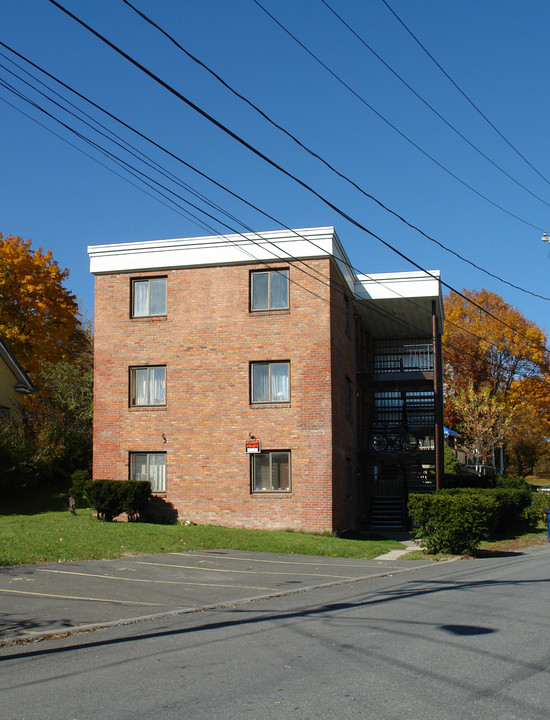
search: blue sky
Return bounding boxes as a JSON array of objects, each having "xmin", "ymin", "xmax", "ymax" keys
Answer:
[{"xmin": 2, "ymin": 0, "xmax": 550, "ymax": 333}]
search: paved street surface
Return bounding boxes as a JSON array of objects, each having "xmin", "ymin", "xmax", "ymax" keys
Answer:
[
  {"xmin": 1, "ymin": 545, "xmax": 549, "ymax": 719},
  {"xmin": 0, "ymin": 549, "xmax": 432, "ymax": 643}
]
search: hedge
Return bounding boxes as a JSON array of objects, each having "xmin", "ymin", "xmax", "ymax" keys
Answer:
[
  {"xmin": 86, "ymin": 479, "xmax": 152, "ymax": 521},
  {"xmin": 439, "ymin": 486, "xmax": 532, "ymax": 534},
  {"xmin": 408, "ymin": 493, "xmax": 497, "ymax": 555}
]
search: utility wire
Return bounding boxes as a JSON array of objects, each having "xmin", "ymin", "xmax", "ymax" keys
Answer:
[
  {"xmin": 122, "ymin": 0, "xmax": 550, "ymax": 305},
  {"xmin": 0, "ymin": 71, "xmax": 349, "ymax": 313},
  {"xmin": 2, "ymin": 41, "xmax": 457, "ymax": 350},
  {"xmin": 380, "ymin": 0, "xmax": 550, "ymax": 191},
  {"xmin": 318, "ymin": 0, "xmax": 550, "ymax": 207},
  {"xmin": 252, "ymin": 0, "xmax": 549, "ymax": 222},
  {"xmin": 3, "ymin": 50, "xmax": 548, "ymax": 381},
  {"xmin": 42, "ymin": 0, "xmax": 550, "ymax": 356}
]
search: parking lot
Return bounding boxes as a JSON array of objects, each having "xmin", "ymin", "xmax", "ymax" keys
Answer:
[{"xmin": 0, "ymin": 549, "xmax": 434, "ymax": 644}]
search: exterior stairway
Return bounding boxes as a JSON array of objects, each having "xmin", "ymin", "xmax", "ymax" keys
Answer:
[{"xmin": 369, "ymin": 496, "xmax": 404, "ymax": 529}]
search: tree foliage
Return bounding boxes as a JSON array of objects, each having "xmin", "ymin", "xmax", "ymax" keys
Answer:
[
  {"xmin": 0, "ymin": 233, "xmax": 92, "ymax": 494},
  {"xmin": 443, "ymin": 289, "xmax": 550, "ymax": 473},
  {"xmin": 0, "ymin": 339, "xmax": 93, "ymax": 491},
  {"xmin": 0, "ymin": 233, "xmax": 81, "ymax": 380}
]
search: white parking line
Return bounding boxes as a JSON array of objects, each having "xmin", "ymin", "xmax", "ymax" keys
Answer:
[
  {"xmin": 172, "ymin": 551, "xmax": 375, "ymax": 568},
  {"xmin": 35, "ymin": 568, "xmax": 274, "ymax": 591},
  {"xmin": 134, "ymin": 560, "xmax": 355, "ymax": 580},
  {"xmin": 0, "ymin": 587, "xmax": 168, "ymax": 606}
]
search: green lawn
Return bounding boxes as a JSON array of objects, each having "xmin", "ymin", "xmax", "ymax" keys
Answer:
[{"xmin": 0, "ymin": 509, "xmax": 405, "ymax": 566}]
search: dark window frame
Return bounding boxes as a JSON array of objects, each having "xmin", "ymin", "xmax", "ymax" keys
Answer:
[
  {"xmin": 250, "ymin": 268, "xmax": 289, "ymax": 311},
  {"xmin": 250, "ymin": 361, "xmax": 290, "ymax": 404},
  {"xmin": 250, "ymin": 450, "xmax": 291, "ymax": 493},
  {"xmin": 130, "ymin": 276, "xmax": 167, "ymax": 318},
  {"xmin": 129, "ymin": 365, "xmax": 167, "ymax": 407}
]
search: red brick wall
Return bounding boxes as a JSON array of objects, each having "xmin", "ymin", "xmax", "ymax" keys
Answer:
[
  {"xmin": 329, "ymin": 263, "xmax": 358, "ymax": 531},
  {"xmin": 93, "ymin": 258, "xmax": 337, "ymax": 532}
]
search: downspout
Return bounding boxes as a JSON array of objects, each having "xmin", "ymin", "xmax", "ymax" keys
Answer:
[{"xmin": 432, "ymin": 300, "xmax": 444, "ymax": 490}]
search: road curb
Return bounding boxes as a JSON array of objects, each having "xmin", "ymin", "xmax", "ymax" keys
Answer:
[{"xmin": 0, "ymin": 559, "xmax": 450, "ymax": 648}]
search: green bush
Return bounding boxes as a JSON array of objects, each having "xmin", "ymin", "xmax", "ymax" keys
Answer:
[
  {"xmin": 495, "ymin": 475, "xmax": 531, "ymax": 490},
  {"xmin": 408, "ymin": 493, "xmax": 497, "ymax": 554},
  {"xmin": 443, "ymin": 444, "xmax": 460, "ymax": 477},
  {"xmin": 521, "ymin": 491, "xmax": 550, "ymax": 526},
  {"xmin": 445, "ymin": 473, "xmax": 493, "ymax": 489},
  {"xmin": 88, "ymin": 479, "xmax": 152, "ymax": 521},
  {"xmin": 439, "ymin": 486, "xmax": 531, "ymax": 535},
  {"xmin": 69, "ymin": 469, "xmax": 92, "ymax": 507},
  {"xmin": 120, "ymin": 481, "xmax": 152, "ymax": 520},
  {"xmin": 88, "ymin": 480, "xmax": 125, "ymax": 521}
]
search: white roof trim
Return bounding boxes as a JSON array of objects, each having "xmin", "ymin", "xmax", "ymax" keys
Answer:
[
  {"xmin": 0, "ymin": 337, "xmax": 35, "ymax": 394},
  {"xmin": 88, "ymin": 227, "xmax": 442, "ymax": 310},
  {"xmin": 88, "ymin": 227, "xmax": 355, "ymax": 288}
]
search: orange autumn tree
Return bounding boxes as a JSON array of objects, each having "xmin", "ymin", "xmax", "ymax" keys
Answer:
[
  {"xmin": 443, "ymin": 289, "xmax": 550, "ymax": 474},
  {"xmin": 0, "ymin": 233, "xmax": 81, "ymax": 381}
]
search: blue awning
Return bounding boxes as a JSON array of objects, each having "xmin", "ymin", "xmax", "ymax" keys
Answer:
[{"xmin": 444, "ymin": 426, "xmax": 460, "ymax": 437}]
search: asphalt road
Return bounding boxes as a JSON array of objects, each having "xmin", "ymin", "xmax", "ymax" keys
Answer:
[{"xmin": 1, "ymin": 545, "xmax": 549, "ymax": 719}]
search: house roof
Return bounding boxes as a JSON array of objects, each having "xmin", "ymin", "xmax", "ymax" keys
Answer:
[{"xmin": 0, "ymin": 337, "xmax": 36, "ymax": 394}]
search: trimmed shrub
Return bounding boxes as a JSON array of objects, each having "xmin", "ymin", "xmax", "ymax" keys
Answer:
[
  {"xmin": 443, "ymin": 444, "xmax": 460, "ymax": 478},
  {"xmin": 445, "ymin": 473, "xmax": 492, "ymax": 489},
  {"xmin": 88, "ymin": 479, "xmax": 152, "ymax": 521},
  {"xmin": 521, "ymin": 491, "xmax": 550, "ymax": 526},
  {"xmin": 120, "ymin": 481, "xmax": 152, "ymax": 520},
  {"xmin": 495, "ymin": 475, "xmax": 531, "ymax": 490},
  {"xmin": 439, "ymin": 486, "xmax": 531, "ymax": 535},
  {"xmin": 88, "ymin": 480, "xmax": 125, "ymax": 521},
  {"xmin": 408, "ymin": 492, "xmax": 497, "ymax": 555}
]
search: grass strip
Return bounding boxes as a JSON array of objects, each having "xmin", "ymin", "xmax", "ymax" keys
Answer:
[{"xmin": 0, "ymin": 509, "xmax": 404, "ymax": 566}]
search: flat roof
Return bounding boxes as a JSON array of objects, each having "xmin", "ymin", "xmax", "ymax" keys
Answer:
[{"xmin": 88, "ymin": 227, "xmax": 443, "ymax": 336}]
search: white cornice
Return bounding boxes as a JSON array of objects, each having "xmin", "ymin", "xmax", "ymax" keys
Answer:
[{"xmin": 88, "ymin": 227, "xmax": 355, "ymax": 281}]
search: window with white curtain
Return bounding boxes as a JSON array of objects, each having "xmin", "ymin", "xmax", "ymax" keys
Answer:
[
  {"xmin": 132, "ymin": 277, "xmax": 167, "ymax": 317},
  {"xmin": 250, "ymin": 269, "xmax": 289, "ymax": 310},
  {"xmin": 251, "ymin": 362, "xmax": 290, "ymax": 403},
  {"xmin": 251, "ymin": 451, "xmax": 291, "ymax": 492},
  {"xmin": 130, "ymin": 366, "xmax": 166, "ymax": 406},
  {"xmin": 130, "ymin": 452, "xmax": 166, "ymax": 493}
]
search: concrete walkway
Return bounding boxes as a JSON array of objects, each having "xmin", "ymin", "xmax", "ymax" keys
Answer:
[{"xmin": 374, "ymin": 532, "xmax": 423, "ymax": 560}]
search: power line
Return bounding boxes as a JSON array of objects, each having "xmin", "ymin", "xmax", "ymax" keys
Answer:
[
  {"xmin": 43, "ymin": 0, "xmax": 550, "ymax": 356},
  {"xmin": 121, "ymin": 0, "xmax": 550, "ymax": 305},
  {"xmin": 251, "ymin": 0, "xmax": 548, "ymax": 224},
  {"xmin": 1, "ymin": 42, "xmax": 451, "ymax": 347},
  {"xmin": 3, "ymin": 41, "xmax": 548, "ymax": 374},
  {"xmin": 380, "ymin": 0, "xmax": 550, "ymax": 191},
  {"xmin": 318, "ymin": 0, "xmax": 550, "ymax": 207}
]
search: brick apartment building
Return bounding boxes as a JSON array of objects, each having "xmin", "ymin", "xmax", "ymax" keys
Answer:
[{"xmin": 88, "ymin": 227, "xmax": 444, "ymax": 532}]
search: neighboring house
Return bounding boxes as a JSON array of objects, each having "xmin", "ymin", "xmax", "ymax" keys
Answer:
[
  {"xmin": 88, "ymin": 226, "xmax": 444, "ymax": 531},
  {"xmin": 0, "ymin": 336, "xmax": 36, "ymax": 419}
]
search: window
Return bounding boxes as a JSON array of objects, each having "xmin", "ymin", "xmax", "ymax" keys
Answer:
[
  {"xmin": 130, "ymin": 366, "xmax": 166, "ymax": 406},
  {"xmin": 130, "ymin": 452, "xmax": 166, "ymax": 493},
  {"xmin": 251, "ymin": 362, "xmax": 290, "ymax": 403},
  {"xmin": 251, "ymin": 269, "xmax": 289, "ymax": 310},
  {"xmin": 252, "ymin": 451, "xmax": 291, "ymax": 492},
  {"xmin": 132, "ymin": 277, "xmax": 166, "ymax": 317}
]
